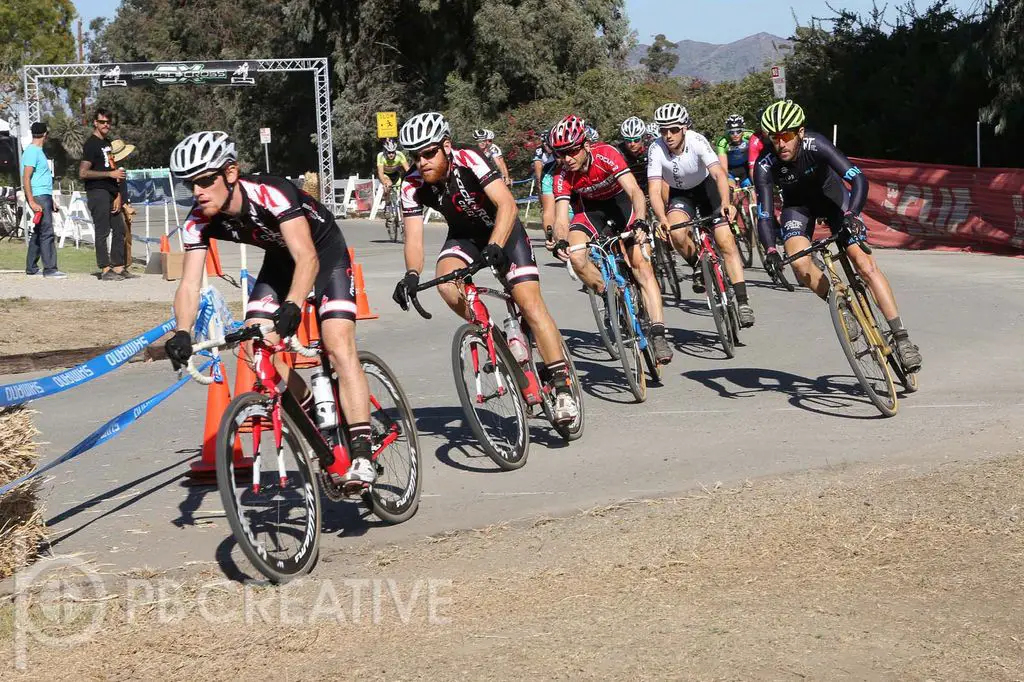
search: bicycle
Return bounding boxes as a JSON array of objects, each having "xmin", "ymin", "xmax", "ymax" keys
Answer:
[
  {"xmin": 184, "ymin": 321, "xmax": 422, "ymax": 583},
  {"xmin": 383, "ymin": 182, "xmax": 403, "ymax": 243},
  {"xmin": 729, "ymin": 184, "xmax": 755, "ymax": 268},
  {"xmin": 782, "ymin": 234, "xmax": 917, "ymax": 417},
  {"xmin": 571, "ymin": 227, "xmax": 661, "ymax": 402},
  {"xmin": 670, "ymin": 213, "xmax": 741, "ymax": 358},
  {"xmin": 0, "ymin": 190, "xmax": 23, "ymax": 242},
  {"xmin": 407, "ymin": 259, "xmax": 585, "ymax": 470},
  {"xmin": 650, "ymin": 217, "xmax": 682, "ymax": 303}
]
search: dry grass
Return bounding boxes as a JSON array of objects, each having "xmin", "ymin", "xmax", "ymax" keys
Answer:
[
  {"xmin": 0, "ymin": 406, "xmax": 45, "ymax": 579},
  {"xmin": 3, "ymin": 453, "xmax": 1023, "ymax": 680}
]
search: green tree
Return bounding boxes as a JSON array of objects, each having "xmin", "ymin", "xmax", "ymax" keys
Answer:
[
  {"xmin": 640, "ymin": 34, "xmax": 678, "ymax": 79},
  {"xmin": 978, "ymin": 0, "xmax": 1023, "ymax": 133},
  {"xmin": 0, "ymin": 0, "xmax": 77, "ymax": 116}
]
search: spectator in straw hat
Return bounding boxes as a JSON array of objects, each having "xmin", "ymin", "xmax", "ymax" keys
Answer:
[{"xmin": 110, "ymin": 139, "xmax": 137, "ymax": 267}]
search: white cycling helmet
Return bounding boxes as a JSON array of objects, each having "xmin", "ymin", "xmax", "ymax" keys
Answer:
[
  {"xmin": 654, "ymin": 103, "xmax": 691, "ymax": 127},
  {"xmin": 584, "ymin": 125, "xmax": 599, "ymax": 142},
  {"xmin": 646, "ymin": 122, "xmax": 659, "ymax": 137},
  {"xmin": 382, "ymin": 138, "xmax": 398, "ymax": 153},
  {"xmin": 620, "ymin": 116, "xmax": 646, "ymax": 140},
  {"xmin": 472, "ymin": 128, "xmax": 496, "ymax": 142},
  {"xmin": 399, "ymin": 112, "xmax": 451, "ymax": 151},
  {"xmin": 170, "ymin": 131, "xmax": 236, "ymax": 179}
]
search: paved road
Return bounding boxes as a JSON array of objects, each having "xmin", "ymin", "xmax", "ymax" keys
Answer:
[{"xmin": 10, "ymin": 220, "xmax": 1023, "ymax": 576}]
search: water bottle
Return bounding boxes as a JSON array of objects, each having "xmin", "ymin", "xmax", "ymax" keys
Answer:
[
  {"xmin": 502, "ymin": 316, "xmax": 530, "ymax": 364},
  {"xmin": 309, "ymin": 369, "xmax": 338, "ymax": 430}
]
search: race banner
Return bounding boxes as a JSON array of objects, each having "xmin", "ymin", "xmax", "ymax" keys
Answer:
[
  {"xmin": 99, "ymin": 60, "xmax": 258, "ymax": 88},
  {"xmin": 847, "ymin": 157, "xmax": 1024, "ymax": 255}
]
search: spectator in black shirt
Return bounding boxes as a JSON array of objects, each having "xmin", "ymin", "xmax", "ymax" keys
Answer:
[{"xmin": 79, "ymin": 108, "xmax": 134, "ymax": 280}]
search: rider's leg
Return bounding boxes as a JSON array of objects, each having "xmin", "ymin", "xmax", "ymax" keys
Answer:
[
  {"xmin": 665, "ymin": 206, "xmax": 702, "ymax": 292},
  {"xmin": 624, "ymin": 241, "xmax": 664, "ymax": 325},
  {"xmin": 566, "ymin": 219, "xmax": 604, "ymax": 293},
  {"xmin": 780, "ymin": 208, "xmax": 829, "ymax": 298},
  {"xmin": 435, "ymin": 243, "xmax": 474, "ymax": 319}
]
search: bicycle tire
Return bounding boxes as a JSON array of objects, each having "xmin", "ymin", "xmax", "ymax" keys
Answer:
[
  {"xmin": 828, "ymin": 287, "xmax": 898, "ymax": 416},
  {"xmin": 216, "ymin": 391, "xmax": 322, "ymax": 584},
  {"xmin": 451, "ymin": 324, "xmax": 530, "ymax": 470},
  {"xmin": 631, "ymin": 281, "xmax": 662, "ymax": 384},
  {"xmin": 608, "ymin": 283, "xmax": 647, "ymax": 402},
  {"xmin": 702, "ymin": 255, "xmax": 734, "ymax": 359},
  {"xmin": 588, "ymin": 286, "xmax": 618, "ymax": 359},
  {"xmin": 662, "ymin": 238, "xmax": 682, "ymax": 302},
  {"xmin": 860, "ymin": 286, "xmax": 919, "ymax": 394},
  {"xmin": 652, "ymin": 236, "xmax": 670, "ymax": 299},
  {"xmin": 529, "ymin": 335, "xmax": 586, "ymax": 441},
  {"xmin": 385, "ymin": 212, "xmax": 398, "ymax": 242},
  {"xmin": 733, "ymin": 220, "xmax": 754, "ymax": 269},
  {"xmin": 358, "ymin": 351, "xmax": 423, "ymax": 523}
]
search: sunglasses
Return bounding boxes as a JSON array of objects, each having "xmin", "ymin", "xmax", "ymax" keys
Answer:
[
  {"xmin": 770, "ymin": 130, "xmax": 799, "ymax": 145},
  {"xmin": 727, "ymin": 128, "xmax": 744, "ymax": 135},
  {"xmin": 411, "ymin": 145, "xmax": 443, "ymax": 162},
  {"xmin": 660, "ymin": 126, "xmax": 683, "ymax": 135},
  {"xmin": 553, "ymin": 145, "xmax": 584, "ymax": 158},
  {"xmin": 185, "ymin": 172, "xmax": 223, "ymax": 191},
  {"xmin": 622, "ymin": 136, "xmax": 643, "ymax": 143},
  {"xmin": 95, "ymin": 119, "xmax": 111, "ymax": 125}
]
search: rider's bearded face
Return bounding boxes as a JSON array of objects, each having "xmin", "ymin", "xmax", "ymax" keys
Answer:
[
  {"xmin": 191, "ymin": 164, "xmax": 238, "ymax": 218},
  {"xmin": 417, "ymin": 140, "xmax": 450, "ymax": 184}
]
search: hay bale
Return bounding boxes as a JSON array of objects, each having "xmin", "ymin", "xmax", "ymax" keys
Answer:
[
  {"xmin": 302, "ymin": 171, "xmax": 320, "ymax": 201},
  {"xmin": 0, "ymin": 405, "xmax": 46, "ymax": 578}
]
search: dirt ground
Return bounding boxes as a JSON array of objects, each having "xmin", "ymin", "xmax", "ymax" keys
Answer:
[
  {"xmin": 0, "ymin": 298, "xmax": 242, "ymax": 356},
  {"xmin": 2, "ymin": 451, "xmax": 1022, "ymax": 680}
]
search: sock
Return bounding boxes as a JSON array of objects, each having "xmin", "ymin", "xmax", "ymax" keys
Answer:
[
  {"xmin": 348, "ymin": 422, "xmax": 373, "ymax": 460},
  {"xmin": 650, "ymin": 322, "xmax": 666, "ymax": 337},
  {"xmin": 546, "ymin": 360, "xmax": 571, "ymax": 394},
  {"xmin": 887, "ymin": 316, "xmax": 905, "ymax": 334},
  {"xmin": 734, "ymin": 282, "xmax": 748, "ymax": 305}
]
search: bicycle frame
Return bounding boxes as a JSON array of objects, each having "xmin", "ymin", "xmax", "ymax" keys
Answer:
[
  {"xmin": 687, "ymin": 217, "xmax": 731, "ymax": 305},
  {"xmin": 589, "ymin": 236, "xmax": 649, "ymax": 352},
  {"xmin": 820, "ymin": 248, "xmax": 892, "ymax": 356}
]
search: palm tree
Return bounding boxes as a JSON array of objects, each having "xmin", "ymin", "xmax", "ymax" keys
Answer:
[{"xmin": 48, "ymin": 112, "xmax": 87, "ymax": 160}]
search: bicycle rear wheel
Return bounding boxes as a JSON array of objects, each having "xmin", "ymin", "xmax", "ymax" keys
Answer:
[
  {"xmin": 608, "ymin": 283, "xmax": 647, "ymax": 402},
  {"xmin": 358, "ymin": 351, "xmax": 422, "ymax": 523},
  {"xmin": 631, "ymin": 281, "xmax": 662, "ymax": 385},
  {"xmin": 733, "ymin": 220, "xmax": 753, "ymax": 268},
  {"xmin": 588, "ymin": 286, "xmax": 618, "ymax": 359},
  {"xmin": 216, "ymin": 391, "xmax": 322, "ymax": 583},
  {"xmin": 861, "ymin": 287, "xmax": 919, "ymax": 394},
  {"xmin": 385, "ymin": 211, "xmax": 398, "ymax": 242},
  {"xmin": 451, "ymin": 324, "xmax": 530, "ymax": 470},
  {"xmin": 529, "ymin": 334, "xmax": 586, "ymax": 441},
  {"xmin": 828, "ymin": 287, "xmax": 898, "ymax": 416},
  {"xmin": 702, "ymin": 255, "xmax": 734, "ymax": 359}
]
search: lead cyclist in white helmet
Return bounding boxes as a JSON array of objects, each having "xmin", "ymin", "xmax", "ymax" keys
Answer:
[{"xmin": 164, "ymin": 131, "xmax": 379, "ymax": 491}]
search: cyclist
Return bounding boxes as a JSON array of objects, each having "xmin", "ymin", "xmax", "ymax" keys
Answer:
[
  {"xmin": 548, "ymin": 114, "xmax": 673, "ymax": 366},
  {"xmin": 532, "ymin": 128, "xmax": 559, "ymax": 250},
  {"xmin": 616, "ymin": 116, "xmax": 651, "ymax": 196},
  {"xmin": 754, "ymin": 100, "xmax": 922, "ymax": 372},
  {"xmin": 394, "ymin": 113, "xmax": 579, "ymax": 423},
  {"xmin": 473, "ymin": 128, "xmax": 512, "ymax": 186},
  {"xmin": 376, "ymin": 138, "xmax": 410, "ymax": 195},
  {"xmin": 647, "ymin": 103, "xmax": 755, "ymax": 327},
  {"xmin": 715, "ymin": 114, "xmax": 757, "ymax": 248},
  {"xmin": 164, "ymin": 131, "xmax": 378, "ymax": 490}
]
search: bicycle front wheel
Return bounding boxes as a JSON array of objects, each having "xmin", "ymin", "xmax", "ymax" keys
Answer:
[
  {"xmin": 828, "ymin": 287, "xmax": 898, "ymax": 416},
  {"xmin": 702, "ymin": 255, "xmax": 734, "ymax": 359},
  {"xmin": 588, "ymin": 285, "xmax": 618, "ymax": 359},
  {"xmin": 733, "ymin": 220, "xmax": 754, "ymax": 269},
  {"xmin": 216, "ymin": 391, "xmax": 322, "ymax": 584},
  {"xmin": 359, "ymin": 351, "xmax": 422, "ymax": 523},
  {"xmin": 608, "ymin": 283, "xmax": 647, "ymax": 402},
  {"xmin": 451, "ymin": 324, "xmax": 530, "ymax": 470}
]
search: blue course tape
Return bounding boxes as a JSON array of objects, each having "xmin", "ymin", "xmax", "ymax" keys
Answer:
[
  {"xmin": 0, "ymin": 359, "xmax": 214, "ymax": 498},
  {"xmin": 0, "ymin": 319, "xmax": 176, "ymax": 408}
]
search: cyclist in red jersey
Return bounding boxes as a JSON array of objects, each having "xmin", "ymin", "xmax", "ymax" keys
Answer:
[{"xmin": 549, "ymin": 114, "xmax": 673, "ymax": 365}]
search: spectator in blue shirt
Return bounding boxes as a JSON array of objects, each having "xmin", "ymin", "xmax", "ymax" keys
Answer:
[{"xmin": 21, "ymin": 121, "xmax": 66, "ymax": 278}]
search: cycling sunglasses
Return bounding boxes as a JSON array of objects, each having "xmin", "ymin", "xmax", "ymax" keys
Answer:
[
  {"xmin": 660, "ymin": 126, "xmax": 683, "ymax": 135},
  {"xmin": 622, "ymin": 136, "xmax": 644, "ymax": 143},
  {"xmin": 553, "ymin": 144, "xmax": 584, "ymax": 158},
  {"xmin": 727, "ymin": 128, "xmax": 744, "ymax": 135},
  {"xmin": 184, "ymin": 172, "xmax": 223, "ymax": 191},
  {"xmin": 770, "ymin": 130, "xmax": 799, "ymax": 145},
  {"xmin": 410, "ymin": 145, "xmax": 443, "ymax": 162}
]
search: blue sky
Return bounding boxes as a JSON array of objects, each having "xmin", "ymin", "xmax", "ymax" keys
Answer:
[{"xmin": 74, "ymin": 0, "xmax": 985, "ymax": 44}]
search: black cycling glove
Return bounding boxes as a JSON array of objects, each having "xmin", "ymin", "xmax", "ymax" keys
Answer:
[
  {"xmin": 393, "ymin": 270, "xmax": 420, "ymax": 311},
  {"xmin": 481, "ymin": 242, "xmax": 508, "ymax": 270},
  {"xmin": 274, "ymin": 300, "xmax": 303, "ymax": 338},
  {"xmin": 164, "ymin": 330, "xmax": 193, "ymax": 371}
]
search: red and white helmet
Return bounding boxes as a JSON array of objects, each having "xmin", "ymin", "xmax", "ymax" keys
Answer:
[{"xmin": 549, "ymin": 115, "xmax": 588, "ymax": 151}]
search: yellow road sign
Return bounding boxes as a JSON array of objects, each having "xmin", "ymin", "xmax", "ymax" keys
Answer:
[{"xmin": 376, "ymin": 111, "xmax": 397, "ymax": 139}]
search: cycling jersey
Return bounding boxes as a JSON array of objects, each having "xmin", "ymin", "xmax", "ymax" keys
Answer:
[
  {"xmin": 714, "ymin": 130, "xmax": 754, "ymax": 177},
  {"xmin": 480, "ymin": 143, "xmax": 503, "ymax": 160},
  {"xmin": 181, "ymin": 174, "xmax": 356, "ymax": 322},
  {"xmin": 616, "ymin": 141, "xmax": 649, "ymax": 192},
  {"xmin": 647, "ymin": 131, "xmax": 720, "ymax": 190},
  {"xmin": 747, "ymin": 133, "xmax": 767, "ymax": 178},
  {"xmin": 533, "ymin": 146, "xmax": 557, "ymax": 176},
  {"xmin": 753, "ymin": 129, "xmax": 868, "ymax": 251},
  {"xmin": 377, "ymin": 151, "xmax": 408, "ymax": 176},
  {"xmin": 553, "ymin": 142, "xmax": 630, "ymax": 207}
]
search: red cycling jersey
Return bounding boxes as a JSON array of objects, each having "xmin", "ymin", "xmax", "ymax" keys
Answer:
[
  {"xmin": 747, "ymin": 133, "xmax": 767, "ymax": 178},
  {"xmin": 553, "ymin": 142, "xmax": 630, "ymax": 209}
]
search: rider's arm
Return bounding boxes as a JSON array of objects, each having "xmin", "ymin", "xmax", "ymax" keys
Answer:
[
  {"xmin": 496, "ymin": 155, "xmax": 511, "ymax": 184},
  {"xmin": 376, "ymin": 161, "xmax": 388, "ymax": 185},
  {"xmin": 815, "ymin": 137, "xmax": 868, "ymax": 215},
  {"xmin": 173, "ymin": 248, "xmax": 208, "ymax": 333},
  {"xmin": 753, "ymin": 156, "xmax": 777, "ymax": 251},
  {"xmin": 533, "ymin": 159, "xmax": 543, "ymax": 188},
  {"xmin": 277, "ymin": 216, "xmax": 320, "ymax": 306},
  {"xmin": 551, "ymin": 171, "xmax": 571, "ymax": 242},
  {"xmin": 648, "ymin": 177, "xmax": 669, "ymax": 226},
  {"xmin": 482, "ymin": 173, "xmax": 518, "ymax": 247},
  {"xmin": 617, "ymin": 172, "xmax": 647, "ymax": 223},
  {"xmin": 402, "ymin": 215, "xmax": 425, "ymax": 274},
  {"xmin": 707, "ymin": 162, "xmax": 732, "ymax": 215}
]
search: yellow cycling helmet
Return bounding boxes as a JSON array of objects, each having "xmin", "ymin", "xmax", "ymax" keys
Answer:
[{"xmin": 761, "ymin": 100, "xmax": 806, "ymax": 134}]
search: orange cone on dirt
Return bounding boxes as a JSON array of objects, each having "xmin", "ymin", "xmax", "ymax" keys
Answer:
[
  {"xmin": 188, "ymin": 364, "xmax": 252, "ymax": 480},
  {"xmin": 205, "ymin": 238, "xmax": 224, "ymax": 277},
  {"xmin": 353, "ymin": 263, "xmax": 378, "ymax": 320}
]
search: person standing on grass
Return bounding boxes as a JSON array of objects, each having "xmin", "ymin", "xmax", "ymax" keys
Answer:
[
  {"xmin": 79, "ymin": 108, "xmax": 136, "ymax": 281},
  {"xmin": 21, "ymin": 121, "xmax": 67, "ymax": 279}
]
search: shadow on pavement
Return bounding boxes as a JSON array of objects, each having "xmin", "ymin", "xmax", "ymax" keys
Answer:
[{"xmin": 560, "ymin": 328, "xmax": 645, "ymax": 405}]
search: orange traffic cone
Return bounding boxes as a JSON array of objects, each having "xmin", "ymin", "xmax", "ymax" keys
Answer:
[
  {"xmin": 348, "ymin": 247, "xmax": 356, "ymax": 264},
  {"xmin": 292, "ymin": 301, "xmax": 322, "ymax": 369},
  {"xmin": 233, "ymin": 349, "xmax": 258, "ymax": 434},
  {"xmin": 188, "ymin": 363, "xmax": 252, "ymax": 481},
  {"xmin": 353, "ymin": 262, "xmax": 378, "ymax": 320},
  {"xmin": 160, "ymin": 234, "xmax": 170, "ymax": 254},
  {"xmin": 206, "ymin": 238, "xmax": 224, "ymax": 277}
]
